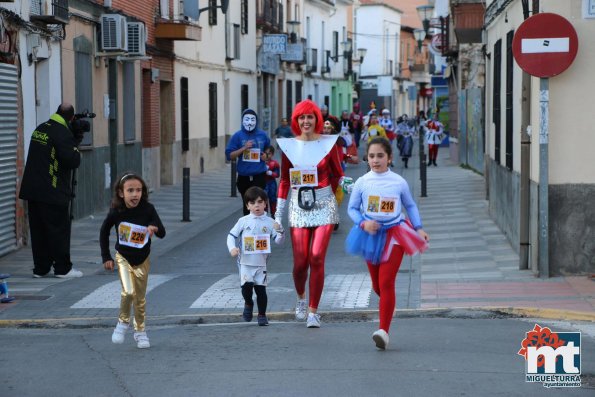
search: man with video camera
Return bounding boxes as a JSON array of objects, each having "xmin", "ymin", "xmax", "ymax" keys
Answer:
[{"xmin": 19, "ymin": 103, "xmax": 86, "ymax": 278}]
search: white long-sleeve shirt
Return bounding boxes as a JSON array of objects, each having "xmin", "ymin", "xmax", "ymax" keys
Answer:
[
  {"xmin": 347, "ymin": 170, "xmax": 423, "ymax": 229},
  {"xmin": 227, "ymin": 213, "xmax": 285, "ymax": 266}
]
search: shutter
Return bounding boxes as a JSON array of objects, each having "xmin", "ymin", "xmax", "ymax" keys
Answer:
[{"xmin": 0, "ymin": 64, "xmax": 18, "ymax": 255}]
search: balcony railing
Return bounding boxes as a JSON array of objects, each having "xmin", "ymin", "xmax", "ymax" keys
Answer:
[
  {"xmin": 256, "ymin": 0, "xmax": 282, "ymax": 32},
  {"xmin": 30, "ymin": 0, "xmax": 69, "ymax": 24}
]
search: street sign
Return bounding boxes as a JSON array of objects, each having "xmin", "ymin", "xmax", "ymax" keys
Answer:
[
  {"xmin": 263, "ymin": 34, "xmax": 287, "ymax": 54},
  {"xmin": 512, "ymin": 13, "xmax": 578, "ymax": 78},
  {"xmin": 430, "ymin": 34, "xmax": 445, "ymax": 55}
]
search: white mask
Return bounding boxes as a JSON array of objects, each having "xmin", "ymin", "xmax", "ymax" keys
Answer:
[{"xmin": 242, "ymin": 115, "xmax": 257, "ymax": 131}]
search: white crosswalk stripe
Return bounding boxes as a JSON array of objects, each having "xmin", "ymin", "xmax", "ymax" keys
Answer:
[
  {"xmin": 320, "ymin": 274, "xmax": 372, "ymax": 309},
  {"xmin": 190, "ymin": 273, "xmax": 372, "ymax": 310},
  {"xmin": 189, "ymin": 274, "xmax": 280, "ymax": 309},
  {"xmin": 71, "ymin": 274, "xmax": 177, "ymax": 308}
]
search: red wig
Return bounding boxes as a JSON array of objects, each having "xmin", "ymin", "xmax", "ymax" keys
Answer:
[{"xmin": 291, "ymin": 99, "xmax": 323, "ymax": 136}]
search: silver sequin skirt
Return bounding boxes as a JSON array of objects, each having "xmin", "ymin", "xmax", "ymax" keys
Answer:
[{"xmin": 288, "ymin": 185, "xmax": 340, "ymax": 228}]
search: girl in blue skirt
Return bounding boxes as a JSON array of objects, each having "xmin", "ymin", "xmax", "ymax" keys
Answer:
[{"xmin": 346, "ymin": 137, "xmax": 429, "ymax": 350}]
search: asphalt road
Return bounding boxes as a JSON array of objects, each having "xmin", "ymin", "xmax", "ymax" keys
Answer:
[{"xmin": 2, "ymin": 316, "xmax": 593, "ymax": 397}]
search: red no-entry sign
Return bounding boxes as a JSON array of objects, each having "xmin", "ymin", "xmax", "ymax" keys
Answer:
[{"xmin": 512, "ymin": 13, "xmax": 578, "ymax": 78}]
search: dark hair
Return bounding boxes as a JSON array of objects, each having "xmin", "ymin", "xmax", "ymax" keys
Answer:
[
  {"xmin": 111, "ymin": 172, "xmax": 149, "ymax": 210},
  {"xmin": 367, "ymin": 137, "xmax": 392, "ymax": 157},
  {"xmin": 244, "ymin": 186, "xmax": 268, "ymax": 204},
  {"xmin": 265, "ymin": 145, "xmax": 275, "ymax": 154},
  {"xmin": 57, "ymin": 103, "xmax": 75, "ymax": 121}
]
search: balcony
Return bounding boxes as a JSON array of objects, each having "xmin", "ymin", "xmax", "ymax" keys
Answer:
[
  {"xmin": 155, "ymin": 20, "xmax": 202, "ymax": 41},
  {"xmin": 30, "ymin": 0, "xmax": 69, "ymax": 25},
  {"xmin": 256, "ymin": 0, "xmax": 282, "ymax": 33},
  {"xmin": 410, "ymin": 63, "xmax": 431, "ymax": 84}
]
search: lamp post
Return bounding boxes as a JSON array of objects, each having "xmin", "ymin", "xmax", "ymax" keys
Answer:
[
  {"xmin": 415, "ymin": 2, "xmax": 434, "ymax": 198},
  {"xmin": 286, "ymin": 20, "xmax": 300, "ymax": 43}
]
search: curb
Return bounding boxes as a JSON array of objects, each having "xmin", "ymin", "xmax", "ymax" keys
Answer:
[{"xmin": 1, "ymin": 306, "xmax": 593, "ymax": 329}]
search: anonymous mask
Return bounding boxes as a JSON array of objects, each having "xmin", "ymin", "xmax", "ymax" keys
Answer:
[{"xmin": 242, "ymin": 114, "xmax": 257, "ymax": 131}]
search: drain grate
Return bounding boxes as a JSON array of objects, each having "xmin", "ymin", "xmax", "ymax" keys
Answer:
[{"xmin": 12, "ymin": 295, "xmax": 52, "ymax": 301}]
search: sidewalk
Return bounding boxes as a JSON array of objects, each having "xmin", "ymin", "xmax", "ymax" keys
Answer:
[{"xmin": 0, "ymin": 143, "xmax": 593, "ymax": 323}]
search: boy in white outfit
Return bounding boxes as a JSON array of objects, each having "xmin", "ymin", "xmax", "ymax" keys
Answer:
[{"xmin": 227, "ymin": 186, "xmax": 285, "ymax": 325}]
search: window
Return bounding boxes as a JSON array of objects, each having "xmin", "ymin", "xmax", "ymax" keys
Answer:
[
  {"xmin": 286, "ymin": 80, "xmax": 293, "ymax": 119},
  {"xmin": 241, "ymin": 84, "xmax": 249, "ymax": 112},
  {"xmin": 308, "ymin": 48, "xmax": 318, "ymax": 73},
  {"xmin": 123, "ymin": 63, "xmax": 135, "ymax": 142},
  {"xmin": 505, "ymin": 30, "xmax": 514, "ymax": 170},
  {"xmin": 74, "ymin": 36, "xmax": 93, "ymax": 146},
  {"xmin": 209, "ymin": 82, "xmax": 218, "ymax": 148},
  {"xmin": 493, "ymin": 39, "xmax": 502, "ymax": 164},
  {"xmin": 234, "ymin": 24, "xmax": 240, "ymax": 59},
  {"xmin": 209, "ymin": 0, "xmax": 217, "ymax": 26},
  {"xmin": 333, "ymin": 31, "xmax": 339, "ymax": 60},
  {"xmin": 295, "ymin": 81, "xmax": 302, "ymax": 103},
  {"xmin": 180, "ymin": 77, "xmax": 189, "ymax": 151},
  {"xmin": 241, "ymin": 0, "xmax": 248, "ymax": 34}
]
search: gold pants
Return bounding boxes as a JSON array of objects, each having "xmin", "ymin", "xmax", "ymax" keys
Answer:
[{"xmin": 116, "ymin": 252, "xmax": 150, "ymax": 332}]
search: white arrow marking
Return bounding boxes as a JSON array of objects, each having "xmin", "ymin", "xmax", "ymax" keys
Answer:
[{"xmin": 521, "ymin": 38, "xmax": 569, "ymax": 54}]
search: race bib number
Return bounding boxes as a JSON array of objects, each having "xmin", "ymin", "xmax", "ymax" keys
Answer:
[
  {"xmin": 242, "ymin": 148, "xmax": 261, "ymax": 162},
  {"xmin": 243, "ymin": 234, "xmax": 271, "ymax": 254},
  {"xmin": 118, "ymin": 222, "xmax": 149, "ymax": 248},
  {"xmin": 289, "ymin": 167, "xmax": 318, "ymax": 188},
  {"xmin": 366, "ymin": 196, "xmax": 397, "ymax": 216}
]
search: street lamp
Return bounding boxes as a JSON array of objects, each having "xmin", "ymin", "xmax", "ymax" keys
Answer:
[
  {"xmin": 413, "ymin": 28, "xmax": 425, "ymax": 51},
  {"xmin": 356, "ymin": 47, "xmax": 367, "ymax": 64},
  {"xmin": 286, "ymin": 20, "xmax": 300, "ymax": 43},
  {"xmin": 416, "ymin": 4, "xmax": 434, "ymax": 33}
]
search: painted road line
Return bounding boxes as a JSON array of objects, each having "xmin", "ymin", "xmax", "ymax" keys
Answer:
[
  {"xmin": 320, "ymin": 273, "xmax": 372, "ymax": 309},
  {"xmin": 189, "ymin": 274, "xmax": 280, "ymax": 309},
  {"xmin": 71, "ymin": 274, "xmax": 177, "ymax": 308}
]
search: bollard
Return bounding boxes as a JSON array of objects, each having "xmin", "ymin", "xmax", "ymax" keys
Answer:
[
  {"xmin": 182, "ymin": 167, "xmax": 191, "ymax": 222},
  {"xmin": 419, "ymin": 127, "xmax": 427, "ymax": 197},
  {"xmin": 230, "ymin": 159, "xmax": 237, "ymax": 197}
]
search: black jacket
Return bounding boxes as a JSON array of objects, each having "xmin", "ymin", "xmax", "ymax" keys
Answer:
[{"xmin": 19, "ymin": 114, "xmax": 81, "ymax": 206}]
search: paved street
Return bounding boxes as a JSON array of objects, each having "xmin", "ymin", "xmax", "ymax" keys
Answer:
[{"xmin": 0, "ymin": 142, "xmax": 594, "ymax": 396}]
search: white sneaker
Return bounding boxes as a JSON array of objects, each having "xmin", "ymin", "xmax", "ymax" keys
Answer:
[
  {"xmin": 295, "ymin": 299, "xmax": 307, "ymax": 321},
  {"xmin": 134, "ymin": 331, "xmax": 150, "ymax": 349},
  {"xmin": 55, "ymin": 268, "xmax": 83, "ymax": 278},
  {"xmin": 372, "ymin": 329, "xmax": 389, "ymax": 350},
  {"xmin": 306, "ymin": 313, "xmax": 321, "ymax": 328},
  {"xmin": 111, "ymin": 321, "xmax": 128, "ymax": 344}
]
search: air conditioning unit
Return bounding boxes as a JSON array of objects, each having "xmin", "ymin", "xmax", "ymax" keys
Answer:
[
  {"xmin": 126, "ymin": 22, "xmax": 146, "ymax": 56},
  {"xmin": 101, "ymin": 14, "xmax": 127, "ymax": 51},
  {"xmin": 30, "ymin": 0, "xmax": 70, "ymax": 24}
]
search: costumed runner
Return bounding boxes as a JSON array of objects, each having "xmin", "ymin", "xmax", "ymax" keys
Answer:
[{"xmin": 275, "ymin": 99, "xmax": 353, "ymax": 328}]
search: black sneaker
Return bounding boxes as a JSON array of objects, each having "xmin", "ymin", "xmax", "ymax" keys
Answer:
[
  {"xmin": 242, "ymin": 305, "xmax": 253, "ymax": 322},
  {"xmin": 257, "ymin": 315, "xmax": 269, "ymax": 326}
]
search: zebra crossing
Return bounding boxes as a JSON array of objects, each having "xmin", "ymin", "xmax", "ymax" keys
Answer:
[{"xmin": 70, "ymin": 273, "xmax": 374, "ymax": 310}]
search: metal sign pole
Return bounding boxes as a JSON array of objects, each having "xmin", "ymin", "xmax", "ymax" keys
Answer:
[{"xmin": 538, "ymin": 78, "xmax": 549, "ymax": 278}]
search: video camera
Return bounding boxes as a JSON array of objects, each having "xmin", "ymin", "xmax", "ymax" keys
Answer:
[{"xmin": 71, "ymin": 110, "xmax": 96, "ymax": 141}]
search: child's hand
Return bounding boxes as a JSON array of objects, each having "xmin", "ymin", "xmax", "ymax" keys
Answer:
[
  {"xmin": 147, "ymin": 225, "xmax": 158, "ymax": 237},
  {"xmin": 363, "ymin": 220, "xmax": 380, "ymax": 235},
  {"xmin": 230, "ymin": 248, "xmax": 240, "ymax": 257},
  {"xmin": 417, "ymin": 229, "xmax": 430, "ymax": 242},
  {"xmin": 104, "ymin": 260, "xmax": 115, "ymax": 272},
  {"xmin": 273, "ymin": 222, "xmax": 281, "ymax": 231}
]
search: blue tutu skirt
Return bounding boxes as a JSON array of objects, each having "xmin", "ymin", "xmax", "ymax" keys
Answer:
[{"xmin": 346, "ymin": 220, "xmax": 428, "ymax": 265}]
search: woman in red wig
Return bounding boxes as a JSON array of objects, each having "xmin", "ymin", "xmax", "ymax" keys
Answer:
[{"xmin": 275, "ymin": 100, "xmax": 353, "ymax": 328}]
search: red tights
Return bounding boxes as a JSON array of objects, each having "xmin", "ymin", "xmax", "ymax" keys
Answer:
[
  {"xmin": 366, "ymin": 246, "xmax": 404, "ymax": 333},
  {"xmin": 428, "ymin": 144, "xmax": 439, "ymax": 161},
  {"xmin": 290, "ymin": 224, "xmax": 334, "ymax": 309}
]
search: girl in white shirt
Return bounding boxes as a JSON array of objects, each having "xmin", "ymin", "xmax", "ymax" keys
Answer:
[{"xmin": 346, "ymin": 137, "xmax": 429, "ymax": 350}]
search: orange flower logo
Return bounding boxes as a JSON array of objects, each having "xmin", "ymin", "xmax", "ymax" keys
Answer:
[{"xmin": 518, "ymin": 324, "xmax": 566, "ymax": 368}]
